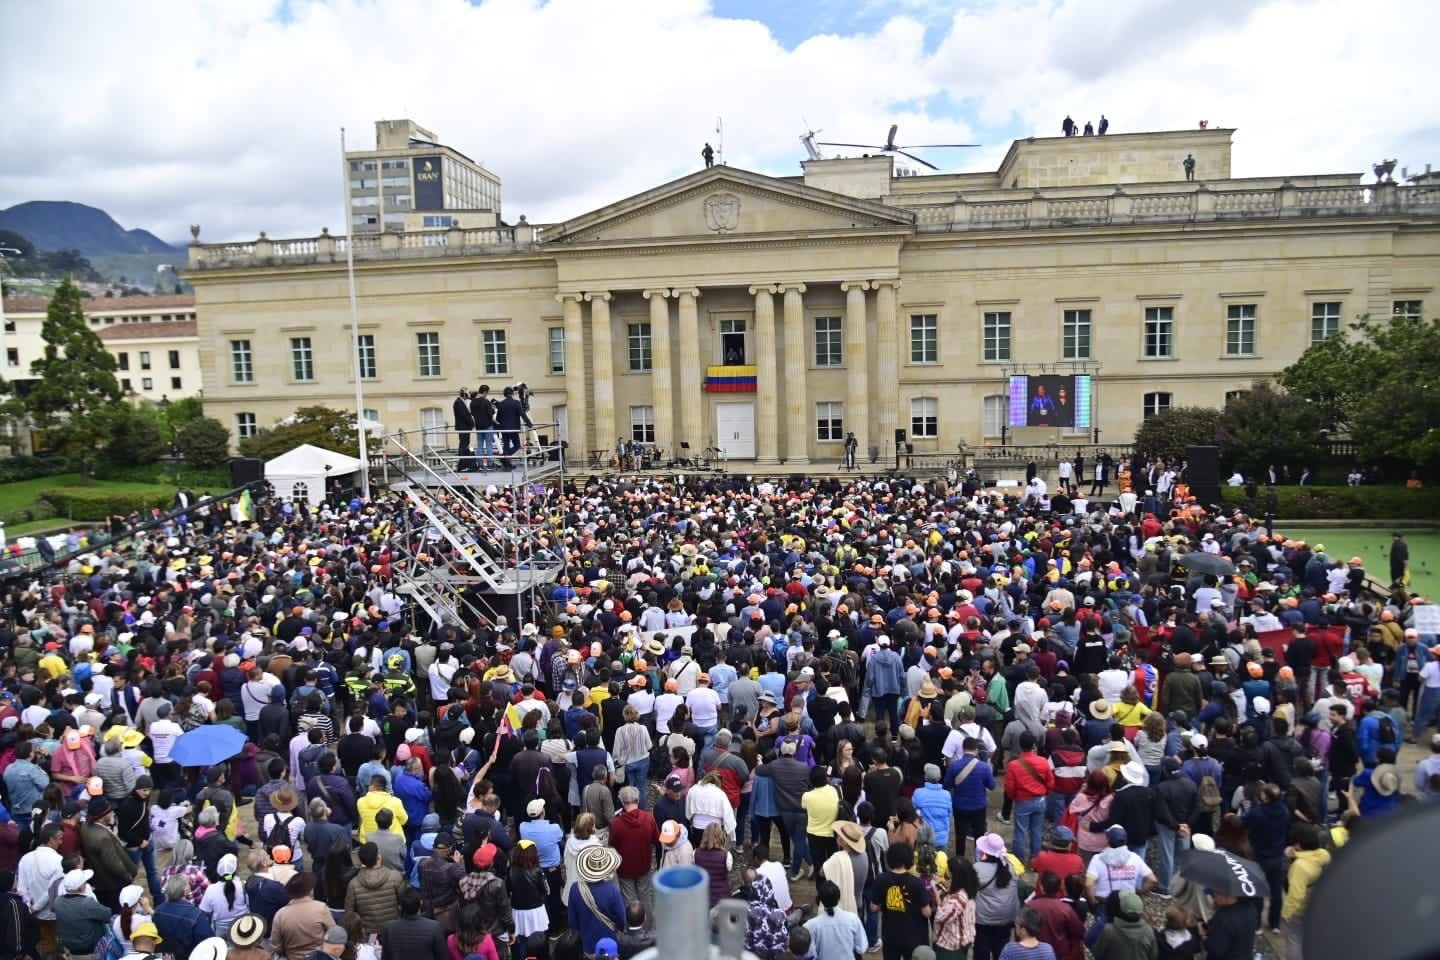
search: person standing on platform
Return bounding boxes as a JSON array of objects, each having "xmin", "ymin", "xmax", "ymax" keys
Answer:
[
  {"xmin": 471, "ymin": 386, "xmax": 496, "ymax": 470},
  {"xmin": 453, "ymin": 388, "xmax": 474, "ymax": 469},
  {"xmin": 496, "ymin": 386, "xmax": 532, "ymax": 471}
]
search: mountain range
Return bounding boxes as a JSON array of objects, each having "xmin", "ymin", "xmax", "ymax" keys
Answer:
[{"xmin": 0, "ymin": 201, "xmax": 179, "ymax": 256}]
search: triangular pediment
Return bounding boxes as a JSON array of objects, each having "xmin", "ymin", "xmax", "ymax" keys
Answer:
[{"xmin": 544, "ymin": 166, "xmax": 914, "ymax": 246}]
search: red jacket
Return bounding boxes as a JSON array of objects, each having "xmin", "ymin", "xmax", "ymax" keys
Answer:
[
  {"xmin": 1027, "ymin": 894, "xmax": 1086, "ymax": 960},
  {"xmin": 1004, "ymin": 752, "xmax": 1056, "ymax": 800},
  {"xmin": 1049, "ymin": 746, "xmax": 1088, "ymax": 796},
  {"xmin": 608, "ymin": 807, "xmax": 659, "ymax": 880}
]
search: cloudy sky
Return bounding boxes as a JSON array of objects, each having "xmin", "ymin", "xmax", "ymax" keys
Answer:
[{"xmin": 2, "ymin": 0, "xmax": 1437, "ymax": 245}]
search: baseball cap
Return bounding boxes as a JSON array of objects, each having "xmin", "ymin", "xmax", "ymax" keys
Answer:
[
  {"xmin": 665, "ymin": 774, "xmax": 685, "ymax": 791},
  {"xmin": 1106, "ymin": 824, "xmax": 1128, "ymax": 846},
  {"xmin": 659, "ymin": 820, "xmax": 682, "ymax": 845}
]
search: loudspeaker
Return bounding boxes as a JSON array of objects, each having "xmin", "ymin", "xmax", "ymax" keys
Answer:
[
  {"xmin": 895, "ymin": 428, "xmax": 906, "ymax": 444},
  {"xmin": 229, "ymin": 457, "xmax": 264, "ymax": 489},
  {"xmin": 1185, "ymin": 444, "xmax": 1221, "ymax": 505}
]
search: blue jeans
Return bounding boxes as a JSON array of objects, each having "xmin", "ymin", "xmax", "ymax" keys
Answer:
[
  {"xmin": 1011, "ymin": 796, "xmax": 1046, "ymax": 863},
  {"xmin": 477, "ymin": 428, "xmax": 497, "ymax": 465},
  {"xmin": 736, "ymin": 793, "xmax": 750, "ymax": 847},
  {"xmin": 1154, "ymin": 823, "xmax": 1188, "ymax": 894},
  {"xmin": 779, "ymin": 811, "xmax": 810, "ymax": 871},
  {"xmin": 127, "ymin": 845, "xmax": 161, "ymax": 899},
  {"xmin": 1414, "ymin": 687, "xmax": 1440, "ymax": 740},
  {"xmin": 1045, "ymin": 791, "xmax": 1073, "ymax": 825},
  {"xmin": 625, "ymin": 758, "xmax": 651, "ymax": 808}
]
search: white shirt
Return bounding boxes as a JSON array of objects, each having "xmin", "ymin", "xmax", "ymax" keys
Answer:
[
  {"xmin": 428, "ymin": 658, "xmax": 458, "ymax": 700},
  {"xmin": 654, "ymin": 693, "xmax": 684, "ymax": 734},
  {"xmin": 1087, "ymin": 847, "xmax": 1153, "ymax": 897},
  {"xmin": 685, "ymin": 782, "xmax": 736, "ymax": 841},
  {"xmin": 148, "ymin": 718, "xmax": 185, "ymax": 764},
  {"xmin": 17, "ymin": 846, "xmax": 64, "ymax": 919},
  {"xmin": 941, "ymin": 722, "xmax": 996, "ymax": 762},
  {"xmin": 1422, "ymin": 661, "xmax": 1440, "ymax": 690},
  {"xmin": 1098, "ymin": 668, "xmax": 1130, "ymax": 703},
  {"xmin": 756, "ymin": 859, "xmax": 792, "ymax": 912},
  {"xmin": 686, "ymin": 687, "xmax": 721, "ymax": 728}
]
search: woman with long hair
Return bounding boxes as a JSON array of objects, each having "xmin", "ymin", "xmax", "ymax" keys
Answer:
[
  {"xmin": 507, "ymin": 839, "xmax": 549, "ymax": 945},
  {"xmin": 560, "ymin": 812, "xmax": 601, "ymax": 908},
  {"xmin": 1067, "ymin": 771, "xmax": 1114, "ymax": 859},
  {"xmin": 888, "ymin": 796, "xmax": 921, "ymax": 851},
  {"xmin": 428, "ymin": 754, "xmax": 464, "ymax": 828},
  {"xmin": 321, "ymin": 845, "xmax": 353, "ymax": 911},
  {"xmin": 695, "ymin": 822, "xmax": 733, "ymax": 907},
  {"xmin": 1135, "ymin": 711, "xmax": 1169, "ymax": 784},
  {"xmin": 198, "ymin": 853, "xmax": 248, "ymax": 938},
  {"xmin": 971, "ymin": 834, "xmax": 1018, "ymax": 960},
  {"xmin": 932, "ymin": 858, "xmax": 978, "ymax": 960},
  {"xmin": 340, "ymin": 912, "xmax": 378, "ymax": 960}
]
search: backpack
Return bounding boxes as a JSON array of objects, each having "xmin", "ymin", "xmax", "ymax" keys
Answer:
[
  {"xmin": 264, "ymin": 812, "xmax": 297, "ymax": 852},
  {"xmin": 770, "ymin": 636, "xmax": 790, "ymax": 672},
  {"xmin": 1299, "ymin": 728, "xmax": 1321, "ymax": 761},
  {"xmin": 1197, "ymin": 774, "xmax": 1223, "ymax": 813},
  {"xmin": 861, "ymin": 826, "xmax": 883, "ymax": 901},
  {"xmin": 1377, "ymin": 714, "xmax": 1398, "ymax": 746}
]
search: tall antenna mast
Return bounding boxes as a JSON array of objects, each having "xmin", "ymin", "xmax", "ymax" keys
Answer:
[{"xmin": 715, "ymin": 116, "xmax": 724, "ymax": 166}]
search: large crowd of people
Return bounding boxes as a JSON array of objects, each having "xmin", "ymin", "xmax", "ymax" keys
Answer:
[{"xmin": 0, "ymin": 470, "xmax": 1433, "ymax": 960}]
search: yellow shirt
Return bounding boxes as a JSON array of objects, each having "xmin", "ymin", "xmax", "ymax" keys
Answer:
[
  {"xmin": 356, "ymin": 790, "xmax": 408, "ymax": 839},
  {"xmin": 1111, "ymin": 701, "xmax": 1151, "ymax": 728},
  {"xmin": 38, "ymin": 654, "xmax": 69, "ymax": 681},
  {"xmin": 802, "ymin": 785, "xmax": 840, "ymax": 838}
]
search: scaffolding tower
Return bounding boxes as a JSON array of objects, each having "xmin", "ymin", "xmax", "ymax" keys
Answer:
[{"xmin": 375, "ymin": 425, "xmax": 567, "ymax": 635}]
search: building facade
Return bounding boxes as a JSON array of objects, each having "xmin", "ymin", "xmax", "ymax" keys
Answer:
[
  {"xmin": 186, "ymin": 129, "xmax": 1440, "ymax": 463},
  {"xmin": 2, "ymin": 293, "xmax": 202, "ymax": 402},
  {"xmin": 348, "ymin": 119, "xmax": 502, "ymax": 235}
]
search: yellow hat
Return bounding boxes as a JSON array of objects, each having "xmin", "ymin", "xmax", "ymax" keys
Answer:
[{"xmin": 131, "ymin": 922, "xmax": 163, "ymax": 944}]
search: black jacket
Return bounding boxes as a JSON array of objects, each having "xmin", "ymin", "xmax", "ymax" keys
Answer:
[
  {"xmin": 1151, "ymin": 776, "xmax": 1197, "ymax": 830},
  {"xmin": 471, "ymin": 395, "xmax": 495, "ymax": 429},
  {"xmin": 454, "ymin": 396, "xmax": 475, "ymax": 430},
  {"xmin": 380, "ymin": 915, "xmax": 450, "ymax": 960},
  {"xmin": 1096, "ymin": 783, "xmax": 1154, "ymax": 843},
  {"xmin": 495, "ymin": 396, "xmax": 530, "ymax": 431},
  {"xmin": 1260, "ymin": 736, "xmax": 1303, "ymax": 787},
  {"xmin": 115, "ymin": 794, "xmax": 151, "ymax": 847}
]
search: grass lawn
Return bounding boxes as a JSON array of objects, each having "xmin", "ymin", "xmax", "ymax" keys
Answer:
[
  {"xmin": 1275, "ymin": 526, "xmax": 1440, "ymax": 599},
  {"xmin": 1, "ymin": 472, "xmax": 182, "ymax": 532},
  {"xmin": 0, "ymin": 473, "xmax": 83, "ymax": 515}
]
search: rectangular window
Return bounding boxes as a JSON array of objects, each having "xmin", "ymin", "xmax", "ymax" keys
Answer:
[
  {"xmin": 629, "ymin": 405, "xmax": 655, "ymax": 443},
  {"xmin": 1143, "ymin": 392, "xmax": 1172, "ymax": 419},
  {"xmin": 816, "ymin": 401, "xmax": 844, "ymax": 441},
  {"xmin": 168, "ymin": 350, "xmax": 181, "ymax": 370},
  {"xmin": 420, "ymin": 407, "xmax": 446, "ymax": 448},
  {"xmin": 910, "ymin": 314, "xmax": 939, "ymax": 363},
  {"xmin": 121, "ymin": 378, "xmax": 132, "ymax": 392},
  {"xmin": 363, "ymin": 408, "xmax": 380, "ymax": 425},
  {"xmin": 357, "ymin": 334, "xmax": 378, "ymax": 379},
  {"xmin": 983, "ymin": 395, "xmax": 1007, "ymax": 437},
  {"xmin": 236, "ymin": 413, "xmax": 257, "ymax": 439},
  {"xmin": 416, "ymin": 331, "xmax": 441, "ymax": 378},
  {"xmin": 627, "ymin": 322, "xmax": 653, "ymax": 372},
  {"xmin": 117, "ymin": 352, "xmax": 130, "ymax": 371},
  {"xmin": 2, "ymin": 320, "xmax": 13, "ymax": 333},
  {"xmin": 230, "ymin": 340, "xmax": 253, "ymax": 383},
  {"xmin": 170, "ymin": 376, "xmax": 182, "ymax": 390},
  {"xmin": 1225, "ymin": 389, "xmax": 1248, "ymax": 405},
  {"xmin": 5, "ymin": 348, "xmax": 17, "ymax": 368},
  {"xmin": 910, "ymin": 397, "xmax": 938, "ymax": 438},
  {"xmin": 719, "ymin": 317, "xmax": 747, "ymax": 364},
  {"xmin": 139, "ymin": 351, "xmax": 152, "ymax": 370},
  {"xmin": 481, "ymin": 330, "xmax": 507, "ymax": 376},
  {"xmin": 1226, "ymin": 303, "xmax": 1257, "ymax": 356},
  {"xmin": 1311, "ymin": 301, "xmax": 1342, "ymax": 344},
  {"xmin": 814, "ymin": 316, "xmax": 842, "ymax": 367},
  {"xmin": 1062, "ymin": 309, "xmax": 1092, "ymax": 360},
  {"xmin": 1143, "ymin": 306, "xmax": 1174, "ymax": 358},
  {"xmin": 290, "ymin": 337, "xmax": 314, "ymax": 381},
  {"xmin": 548, "ymin": 326, "xmax": 566, "ymax": 374},
  {"xmin": 982, "ymin": 312, "xmax": 1011, "ymax": 362},
  {"xmin": 141, "ymin": 377, "xmax": 154, "ymax": 391},
  {"xmin": 1393, "ymin": 299, "xmax": 1423, "ymax": 321}
]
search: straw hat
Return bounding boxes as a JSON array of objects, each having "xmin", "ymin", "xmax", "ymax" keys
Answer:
[
  {"xmin": 229, "ymin": 915, "xmax": 266, "ymax": 948},
  {"xmin": 1089, "ymin": 700, "xmax": 1113, "ymax": 721},
  {"xmin": 833, "ymin": 820, "xmax": 865, "ymax": 853},
  {"xmin": 574, "ymin": 845, "xmax": 622, "ymax": 883}
]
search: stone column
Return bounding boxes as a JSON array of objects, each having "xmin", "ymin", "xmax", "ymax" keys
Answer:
[
  {"xmin": 676, "ymin": 288, "xmax": 703, "ymax": 453},
  {"xmin": 842, "ymin": 281, "xmax": 870, "ymax": 458},
  {"xmin": 643, "ymin": 289, "xmax": 674, "ymax": 455},
  {"xmin": 874, "ymin": 279, "xmax": 900, "ymax": 451},
  {"xmin": 750, "ymin": 284, "xmax": 780, "ymax": 464},
  {"xmin": 586, "ymin": 292, "xmax": 616, "ymax": 450},
  {"xmin": 558, "ymin": 293, "xmax": 586, "ymax": 460},
  {"xmin": 780, "ymin": 284, "xmax": 808, "ymax": 464}
]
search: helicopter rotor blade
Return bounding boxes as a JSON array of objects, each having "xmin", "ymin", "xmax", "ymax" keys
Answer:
[
  {"xmin": 897, "ymin": 143, "xmax": 982, "ymax": 149},
  {"xmin": 884, "ymin": 124, "xmax": 899, "ymax": 151},
  {"xmin": 892, "ymin": 149, "xmax": 938, "ymax": 170},
  {"xmin": 814, "ymin": 142, "xmax": 885, "ymax": 149}
]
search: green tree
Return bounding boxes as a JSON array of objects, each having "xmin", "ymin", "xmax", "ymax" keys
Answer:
[
  {"xmin": 97, "ymin": 403, "xmax": 167, "ymax": 466},
  {"xmin": 1216, "ymin": 382, "xmax": 1326, "ymax": 475},
  {"xmin": 23, "ymin": 278, "xmax": 122, "ymax": 481},
  {"xmin": 1132, "ymin": 406, "xmax": 1223, "ymax": 463},
  {"xmin": 1281, "ymin": 313, "xmax": 1440, "ymax": 470},
  {"xmin": 237, "ymin": 405, "xmax": 360, "ymax": 460},
  {"xmin": 175, "ymin": 416, "xmax": 232, "ymax": 466},
  {"xmin": 162, "ymin": 396, "xmax": 205, "ymax": 433}
]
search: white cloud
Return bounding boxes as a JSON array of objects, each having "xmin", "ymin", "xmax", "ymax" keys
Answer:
[{"xmin": 0, "ymin": 0, "xmax": 1435, "ymax": 244}]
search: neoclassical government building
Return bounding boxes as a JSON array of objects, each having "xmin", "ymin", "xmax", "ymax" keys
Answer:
[{"xmin": 187, "ymin": 128, "xmax": 1439, "ymax": 465}]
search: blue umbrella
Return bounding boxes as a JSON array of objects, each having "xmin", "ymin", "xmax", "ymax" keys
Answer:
[{"xmin": 169, "ymin": 724, "xmax": 249, "ymax": 767}]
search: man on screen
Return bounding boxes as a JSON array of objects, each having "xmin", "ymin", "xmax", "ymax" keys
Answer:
[
  {"xmin": 1055, "ymin": 386, "xmax": 1073, "ymax": 427},
  {"xmin": 1029, "ymin": 383, "xmax": 1056, "ymax": 422}
]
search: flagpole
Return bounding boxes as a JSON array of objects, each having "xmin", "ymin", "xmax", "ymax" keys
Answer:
[{"xmin": 341, "ymin": 127, "xmax": 371, "ymax": 500}]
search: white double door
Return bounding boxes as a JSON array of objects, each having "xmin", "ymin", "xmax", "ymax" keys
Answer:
[{"xmin": 714, "ymin": 401, "xmax": 755, "ymax": 459}]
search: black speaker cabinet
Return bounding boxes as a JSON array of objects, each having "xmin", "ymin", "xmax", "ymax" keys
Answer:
[
  {"xmin": 229, "ymin": 457, "xmax": 264, "ymax": 488},
  {"xmin": 1185, "ymin": 445, "xmax": 1221, "ymax": 505}
]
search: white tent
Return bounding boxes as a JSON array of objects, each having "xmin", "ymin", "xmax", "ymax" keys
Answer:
[{"xmin": 264, "ymin": 443, "xmax": 362, "ymax": 506}]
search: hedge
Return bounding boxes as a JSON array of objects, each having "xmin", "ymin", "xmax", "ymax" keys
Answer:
[
  {"xmin": 40, "ymin": 486, "xmax": 174, "ymax": 522},
  {"xmin": 0, "ymin": 456, "xmax": 66, "ymax": 484},
  {"xmin": 1219, "ymin": 485, "xmax": 1440, "ymax": 520}
]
